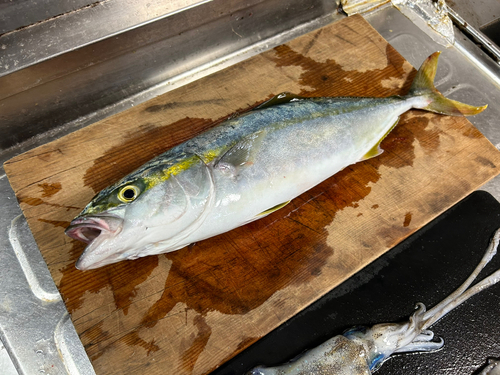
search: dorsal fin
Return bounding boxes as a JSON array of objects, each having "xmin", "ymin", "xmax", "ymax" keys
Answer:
[{"xmin": 255, "ymin": 92, "xmax": 308, "ymax": 110}]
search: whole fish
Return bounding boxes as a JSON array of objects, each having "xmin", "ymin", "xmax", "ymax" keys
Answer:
[
  {"xmin": 248, "ymin": 228, "xmax": 500, "ymax": 375},
  {"xmin": 66, "ymin": 52, "xmax": 486, "ymax": 270}
]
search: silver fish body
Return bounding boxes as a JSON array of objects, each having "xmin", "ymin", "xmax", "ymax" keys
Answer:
[{"xmin": 66, "ymin": 52, "xmax": 486, "ymax": 270}]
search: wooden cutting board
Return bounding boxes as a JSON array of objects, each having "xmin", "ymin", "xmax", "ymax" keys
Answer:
[{"xmin": 5, "ymin": 14, "xmax": 500, "ymax": 375}]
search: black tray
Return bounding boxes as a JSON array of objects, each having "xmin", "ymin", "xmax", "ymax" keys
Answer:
[{"xmin": 213, "ymin": 190, "xmax": 500, "ymax": 375}]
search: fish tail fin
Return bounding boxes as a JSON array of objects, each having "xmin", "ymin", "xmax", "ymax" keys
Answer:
[{"xmin": 408, "ymin": 51, "xmax": 487, "ymax": 116}]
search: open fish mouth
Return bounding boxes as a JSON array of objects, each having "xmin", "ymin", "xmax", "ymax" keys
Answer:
[{"xmin": 65, "ymin": 216, "xmax": 121, "ymax": 245}]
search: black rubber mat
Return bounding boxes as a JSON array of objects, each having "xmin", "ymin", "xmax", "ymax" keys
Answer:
[{"xmin": 212, "ymin": 190, "xmax": 500, "ymax": 375}]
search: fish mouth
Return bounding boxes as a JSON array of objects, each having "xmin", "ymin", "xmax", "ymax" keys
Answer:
[
  {"xmin": 65, "ymin": 216, "xmax": 119, "ymax": 244},
  {"xmin": 65, "ymin": 217, "xmax": 106, "ymax": 244},
  {"xmin": 65, "ymin": 215, "xmax": 124, "ymax": 270}
]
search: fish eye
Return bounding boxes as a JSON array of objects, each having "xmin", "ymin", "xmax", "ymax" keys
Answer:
[{"xmin": 117, "ymin": 185, "xmax": 141, "ymax": 203}]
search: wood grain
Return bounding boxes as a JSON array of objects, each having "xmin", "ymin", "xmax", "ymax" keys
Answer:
[{"xmin": 5, "ymin": 15, "xmax": 500, "ymax": 375}]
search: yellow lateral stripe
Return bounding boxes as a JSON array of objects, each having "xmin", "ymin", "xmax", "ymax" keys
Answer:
[{"xmin": 143, "ymin": 148, "xmax": 225, "ymax": 190}]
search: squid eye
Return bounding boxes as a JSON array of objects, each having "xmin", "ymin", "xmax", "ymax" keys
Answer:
[{"xmin": 117, "ymin": 185, "xmax": 141, "ymax": 203}]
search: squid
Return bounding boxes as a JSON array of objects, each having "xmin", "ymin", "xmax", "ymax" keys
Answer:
[
  {"xmin": 480, "ymin": 359, "xmax": 500, "ymax": 375},
  {"xmin": 248, "ymin": 228, "xmax": 500, "ymax": 375}
]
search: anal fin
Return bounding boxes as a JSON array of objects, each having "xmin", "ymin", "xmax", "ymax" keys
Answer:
[
  {"xmin": 257, "ymin": 201, "xmax": 291, "ymax": 217},
  {"xmin": 360, "ymin": 117, "xmax": 400, "ymax": 161},
  {"xmin": 361, "ymin": 143, "xmax": 384, "ymax": 161}
]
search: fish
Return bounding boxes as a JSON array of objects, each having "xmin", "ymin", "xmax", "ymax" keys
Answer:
[
  {"xmin": 247, "ymin": 228, "xmax": 500, "ymax": 375},
  {"xmin": 65, "ymin": 52, "xmax": 486, "ymax": 270}
]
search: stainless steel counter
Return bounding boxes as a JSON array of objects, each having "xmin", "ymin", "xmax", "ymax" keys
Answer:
[{"xmin": 1, "ymin": 0, "xmax": 499, "ymax": 373}]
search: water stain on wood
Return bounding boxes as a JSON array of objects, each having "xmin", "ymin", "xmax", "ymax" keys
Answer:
[
  {"xmin": 475, "ymin": 156, "xmax": 497, "ymax": 169},
  {"xmin": 18, "ymin": 195, "xmax": 80, "ymax": 210},
  {"xmin": 269, "ymin": 43, "xmax": 414, "ymax": 98},
  {"xmin": 38, "ymin": 182, "xmax": 62, "ymax": 197},
  {"xmin": 180, "ymin": 315, "xmax": 212, "ymax": 373},
  {"xmin": 403, "ymin": 212, "xmax": 412, "ymax": 227},
  {"xmin": 83, "ymin": 321, "xmax": 111, "ymax": 357},
  {"xmin": 60, "ymin": 240, "xmax": 159, "ymax": 315},
  {"xmin": 376, "ymin": 225, "xmax": 412, "ymax": 249},
  {"xmin": 118, "ymin": 331, "xmax": 160, "ymax": 357},
  {"xmin": 38, "ymin": 219, "xmax": 71, "ymax": 228},
  {"xmin": 377, "ymin": 113, "xmax": 436, "ymax": 169},
  {"xmin": 19, "ymin": 197, "xmax": 45, "ymax": 206},
  {"xmin": 462, "ymin": 126, "xmax": 483, "ymax": 139}
]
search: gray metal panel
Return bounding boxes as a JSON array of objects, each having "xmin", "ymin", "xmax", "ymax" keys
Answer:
[
  {"xmin": 0, "ymin": 0, "xmax": 211, "ymax": 76},
  {"xmin": 0, "ymin": 0, "xmax": 98, "ymax": 35},
  {"xmin": 446, "ymin": 0, "xmax": 500, "ymax": 30},
  {"xmin": 0, "ymin": 340, "xmax": 18, "ymax": 375},
  {"xmin": 0, "ymin": 173, "xmax": 96, "ymax": 374}
]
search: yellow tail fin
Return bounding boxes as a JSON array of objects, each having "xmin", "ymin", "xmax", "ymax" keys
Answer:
[{"xmin": 409, "ymin": 52, "xmax": 487, "ymax": 116}]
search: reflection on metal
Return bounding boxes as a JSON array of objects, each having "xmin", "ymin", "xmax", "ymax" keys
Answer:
[
  {"xmin": 9, "ymin": 215, "xmax": 61, "ymax": 303},
  {"xmin": 448, "ymin": 7, "xmax": 500, "ymax": 65},
  {"xmin": 0, "ymin": 0, "xmax": 212, "ymax": 77},
  {"xmin": 392, "ymin": 0, "xmax": 454, "ymax": 46},
  {"xmin": 0, "ymin": 342, "xmax": 17, "ymax": 375},
  {"xmin": 55, "ymin": 313, "xmax": 96, "ymax": 375},
  {"xmin": 0, "ymin": 210, "xmax": 95, "ymax": 374},
  {"xmin": 340, "ymin": 0, "xmax": 389, "ymax": 15}
]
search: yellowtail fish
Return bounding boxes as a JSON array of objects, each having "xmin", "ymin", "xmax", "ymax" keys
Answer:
[
  {"xmin": 248, "ymin": 229, "xmax": 500, "ymax": 375},
  {"xmin": 66, "ymin": 52, "xmax": 486, "ymax": 270}
]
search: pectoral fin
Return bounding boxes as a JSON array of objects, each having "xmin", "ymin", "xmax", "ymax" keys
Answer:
[
  {"xmin": 216, "ymin": 131, "xmax": 266, "ymax": 176},
  {"xmin": 360, "ymin": 117, "xmax": 400, "ymax": 161}
]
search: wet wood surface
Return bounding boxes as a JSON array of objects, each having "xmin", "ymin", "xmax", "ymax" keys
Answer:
[{"xmin": 5, "ymin": 15, "xmax": 500, "ymax": 375}]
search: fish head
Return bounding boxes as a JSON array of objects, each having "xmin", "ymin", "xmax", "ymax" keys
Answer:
[{"xmin": 66, "ymin": 153, "xmax": 214, "ymax": 270}]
